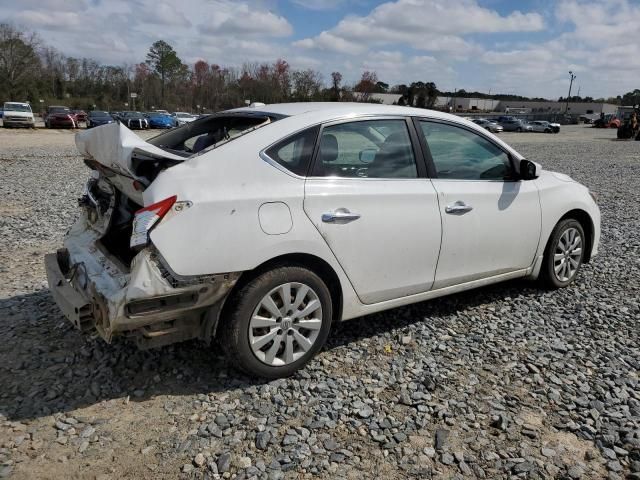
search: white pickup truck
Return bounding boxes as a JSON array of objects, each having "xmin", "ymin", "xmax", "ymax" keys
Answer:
[{"xmin": 2, "ymin": 102, "xmax": 35, "ymax": 128}]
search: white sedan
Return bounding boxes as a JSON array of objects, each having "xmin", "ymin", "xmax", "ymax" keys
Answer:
[
  {"xmin": 172, "ymin": 112, "xmax": 197, "ymax": 126},
  {"xmin": 45, "ymin": 103, "xmax": 600, "ymax": 378},
  {"xmin": 528, "ymin": 120, "xmax": 560, "ymax": 133}
]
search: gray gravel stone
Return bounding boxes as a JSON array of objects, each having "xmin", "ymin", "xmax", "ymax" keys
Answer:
[
  {"xmin": 255, "ymin": 431, "xmax": 271, "ymax": 450},
  {"xmin": 0, "ymin": 126, "xmax": 638, "ymax": 480},
  {"xmin": 217, "ymin": 452, "xmax": 231, "ymax": 473}
]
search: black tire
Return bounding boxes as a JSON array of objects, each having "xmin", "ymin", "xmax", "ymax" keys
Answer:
[
  {"xmin": 517, "ymin": 127, "xmax": 522, "ymax": 132},
  {"xmin": 540, "ymin": 219, "xmax": 585, "ymax": 289},
  {"xmin": 220, "ymin": 266, "xmax": 333, "ymax": 379}
]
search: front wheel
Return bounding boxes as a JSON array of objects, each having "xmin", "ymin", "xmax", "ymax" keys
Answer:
[
  {"xmin": 540, "ymin": 219, "xmax": 585, "ymax": 288},
  {"xmin": 220, "ymin": 266, "xmax": 332, "ymax": 378}
]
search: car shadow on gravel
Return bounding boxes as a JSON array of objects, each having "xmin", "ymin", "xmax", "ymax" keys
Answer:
[{"xmin": 0, "ymin": 279, "xmax": 543, "ymax": 422}]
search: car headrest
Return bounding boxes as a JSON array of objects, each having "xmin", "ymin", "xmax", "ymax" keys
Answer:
[{"xmin": 320, "ymin": 133, "xmax": 339, "ymax": 163}]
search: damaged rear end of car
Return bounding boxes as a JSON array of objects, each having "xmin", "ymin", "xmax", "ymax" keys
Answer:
[{"xmin": 45, "ymin": 116, "xmax": 271, "ymax": 349}]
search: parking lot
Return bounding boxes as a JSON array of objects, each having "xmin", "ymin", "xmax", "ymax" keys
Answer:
[{"xmin": 0, "ymin": 125, "xmax": 638, "ymax": 479}]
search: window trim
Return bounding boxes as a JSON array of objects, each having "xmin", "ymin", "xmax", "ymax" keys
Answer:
[
  {"xmin": 412, "ymin": 117, "xmax": 519, "ymax": 182},
  {"xmin": 308, "ymin": 116, "xmax": 428, "ymax": 180}
]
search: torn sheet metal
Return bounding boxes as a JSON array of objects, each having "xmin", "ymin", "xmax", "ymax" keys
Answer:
[
  {"xmin": 63, "ymin": 213, "xmax": 239, "ymax": 340},
  {"xmin": 75, "ymin": 122, "xmax": 185, "ymax": 177}
]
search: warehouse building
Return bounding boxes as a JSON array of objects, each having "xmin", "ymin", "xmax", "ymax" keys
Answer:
[{"xmin": 355, "ymin": 93, "xmax": 618, "ymax": 115}]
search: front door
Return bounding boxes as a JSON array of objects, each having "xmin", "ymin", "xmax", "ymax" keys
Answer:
[
  {"xmin": 416, "ymin": 119, "xmax": 542, "ymax": 289},
  {"xmin": 303, "ymin": 118, "xmax": 442, "ymax": 305}
]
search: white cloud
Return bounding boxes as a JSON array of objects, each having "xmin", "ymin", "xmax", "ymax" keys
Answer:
[
  {"xmin": 473, "ymin": 0, "xmax": 640, "ymax": 97},
  {"xmin": 14, "ymin": 10, "xmax": 84, "ymax": 29},
  {"xmin": 2, "ymin": 0, "xmax": 640, "ymax": 98},
  {"xmin": 141, "ymin": 2, "xmax": 191, "ymax": 27},
  {"xmin": 295, "ymin": 0, "xmax": 544, "ymax": 54},
  {"xmin": 198, "ymin": 2, "xmax": 293, "ymax": 37}
]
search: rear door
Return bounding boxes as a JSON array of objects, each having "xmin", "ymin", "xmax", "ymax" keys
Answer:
[{"xmin": 303, "ymin": 117, "xmax": 442, "ymax": 304}]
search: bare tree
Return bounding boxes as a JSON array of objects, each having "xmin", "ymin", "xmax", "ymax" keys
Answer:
[
  {"xmin": 331, "ymin": 71, "xmax": 342, "ymax": 100},
  {"xmin": 0, "ymin": 23, "xmax": 40, "ymax": 100},
  {"xmin": 291, "ymin": 69, "xmax": 323, "ymax": 100},
  {"xmin": 354, "ymin": 71, "xmax": 378, "ymax": 101}
]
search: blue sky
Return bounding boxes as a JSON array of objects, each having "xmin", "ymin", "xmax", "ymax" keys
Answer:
[{"xmin": 3, "ymin": 0, "xmax": 640, "ymax": 99}]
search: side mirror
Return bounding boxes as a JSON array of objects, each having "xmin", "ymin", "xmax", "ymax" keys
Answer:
[{"xmin": 520, "ymin": 159, "xmax": 538, "ymax": 180}]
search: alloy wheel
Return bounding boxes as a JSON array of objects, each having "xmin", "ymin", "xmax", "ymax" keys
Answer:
[
  {"xmin": 553, "ymin": 227, "xmax": 582, "ymax": 282},
  {"xmin": 248, "ymin": 282, "xmax": 323, "ymax": 366}
]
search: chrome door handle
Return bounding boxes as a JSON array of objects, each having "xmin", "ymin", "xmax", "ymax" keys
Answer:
[
  {"xmin": 322, "ymin": 208, "xmax": 361, "ymax": 223},
  {"xmin": 445, "ymin": 201, "xmax": 473, "ymax": 214}
]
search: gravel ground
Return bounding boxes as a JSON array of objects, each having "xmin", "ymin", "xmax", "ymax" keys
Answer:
[{"xmin": 0, "ymin": 125, "xmax": 638, "ymax": 479}]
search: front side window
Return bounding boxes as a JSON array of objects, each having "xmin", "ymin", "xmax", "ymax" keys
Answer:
[
  {"xmin": 265, "ymin": 126, "xmax": 319, "ymax": 176},
  {"xmin": 313, "ymin": 119, "xmax": 417, "ymax": 178},
  {"xmin": 419, "ymin": 121, "xmax": 513, "ymax": 180}
]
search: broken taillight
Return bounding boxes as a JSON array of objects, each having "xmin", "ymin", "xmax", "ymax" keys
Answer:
[{"xmin": 130, "ymin": 195, "xmax": 177, "ymax": 249}]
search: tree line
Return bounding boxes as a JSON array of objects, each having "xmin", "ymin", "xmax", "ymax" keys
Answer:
[{"xmin": 1, "ymin": 23, "xmax": 637, "ymax": 113}]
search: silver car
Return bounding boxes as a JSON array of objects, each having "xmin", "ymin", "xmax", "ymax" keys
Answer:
[
  {"xmin": 473, "ymin": 118, "xmax": 503, "ymax": 133},
  {"xmin": 499, "ymin": 118, "xmax": 532, "ymax": 132}
]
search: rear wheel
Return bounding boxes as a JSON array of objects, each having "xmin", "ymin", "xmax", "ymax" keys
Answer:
[
  {"xmin": 540, "ymin": 219, "xmax": 585, "ymax": 288},
  {"xmin": 517, "ymin": 127, "xmax": 522, "ymax": 132},
  {"xmin": 220, "ymin": 266, "xmax": 332, "ymax": 378}
]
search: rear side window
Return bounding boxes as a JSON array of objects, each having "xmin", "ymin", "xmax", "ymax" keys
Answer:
[
  {"xmin": 312, "ymin": 120, "xmax": 417, "ymax": 178},
  {"xmin": 265, "ymin": 126, "xmax": 319, "ymax": 176}
]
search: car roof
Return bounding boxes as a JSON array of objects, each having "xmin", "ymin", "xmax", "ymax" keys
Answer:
[{"xmin": 229, "ymin": 102, "xmax": 465, "ymax": 123}]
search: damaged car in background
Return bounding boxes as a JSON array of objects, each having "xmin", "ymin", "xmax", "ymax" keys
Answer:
[{"xmin": 46, "ymin": 103, "xmax": 600, "ymax": 378}]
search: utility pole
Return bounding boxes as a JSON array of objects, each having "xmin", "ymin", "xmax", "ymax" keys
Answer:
[{"xmin": 565, "ymin": 71, "xmax": 576, "ymax": 113}]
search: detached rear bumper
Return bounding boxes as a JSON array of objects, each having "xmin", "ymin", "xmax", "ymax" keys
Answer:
[
  {"xmin": 45, "ymin": 215, "xmax": 240, "ymax": 348},
  {"xmin": 45, "ymin": 250, "xmax": 94, "ymax": 331}
]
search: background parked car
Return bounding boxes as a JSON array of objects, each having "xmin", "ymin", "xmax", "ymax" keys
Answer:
[
  {"xmin": 86, "ymin": 110, "xmax": 115, "ymax": 128},
  {"xmin": 499, "ymin": 117, "xmax": 532, "ymax": 132},
  {"xmin": 145, "ymin": 112, "xmax": 176, "ymax": 129},
  {"xmin": 472, "ymin": 118, "xmax": 503, "ymax": 133},
  {"xmin": 44, "ymin": 106, "xmax": 78, "ymax": 129},
  {"xmin": 2, "ymin": 102, "xmax": 35, "ymax": 128},
  {"xmin": 115, "ymin": 111, "xmax": 149, "ymax": 130},
  {"xmin": 73, "ymin": 110, "xmax": 87, "ymax": 123},
  {"xmin": 172, "ymin": 112, "xmax": 197, "ymax": 126},
  {"xmin": 528, "ymin": 120, "xmax": 560, "ymax": 133}
]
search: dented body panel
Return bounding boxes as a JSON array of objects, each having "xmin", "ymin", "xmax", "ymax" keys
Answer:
[{"xmin": 46, "ymin": 205, "xmax": 240, "ymax": 347}]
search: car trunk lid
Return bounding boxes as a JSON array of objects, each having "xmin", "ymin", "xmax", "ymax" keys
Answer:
[{"xmin": 76, "ymin": 123, "xmax": 186, "ymax": 266}]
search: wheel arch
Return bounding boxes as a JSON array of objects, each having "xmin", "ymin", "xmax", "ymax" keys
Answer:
[
  {"xmin": 210, "ymin": 253, "xmax": 344, "ymax": 340},
  {"xmin": 556, "ymin": 209, "xmax": 595, "ymax": 263}
]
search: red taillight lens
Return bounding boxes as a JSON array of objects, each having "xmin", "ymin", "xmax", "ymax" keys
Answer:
[{"xmin": 130, "ymin": 195, "xmax": 177, "ymax": 249}]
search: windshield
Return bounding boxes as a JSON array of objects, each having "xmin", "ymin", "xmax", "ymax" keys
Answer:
[
  {"xmin": 89, "ymin": 111, "xmax": 110, "ymax": 117},
  {"xmin": 50, "ymin": 107, "xmax": 70, "ymax": 113},
  {"xmin": 5, "ymin": 103, "xmax": 32, "ymax": 112},
  {"xmin": 124, "ymin": 111, "xmax": 144, "ymax": 118},
  {"xmin": 176, "ymin": 113, "xmax": 192, "ymax": 118}
]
